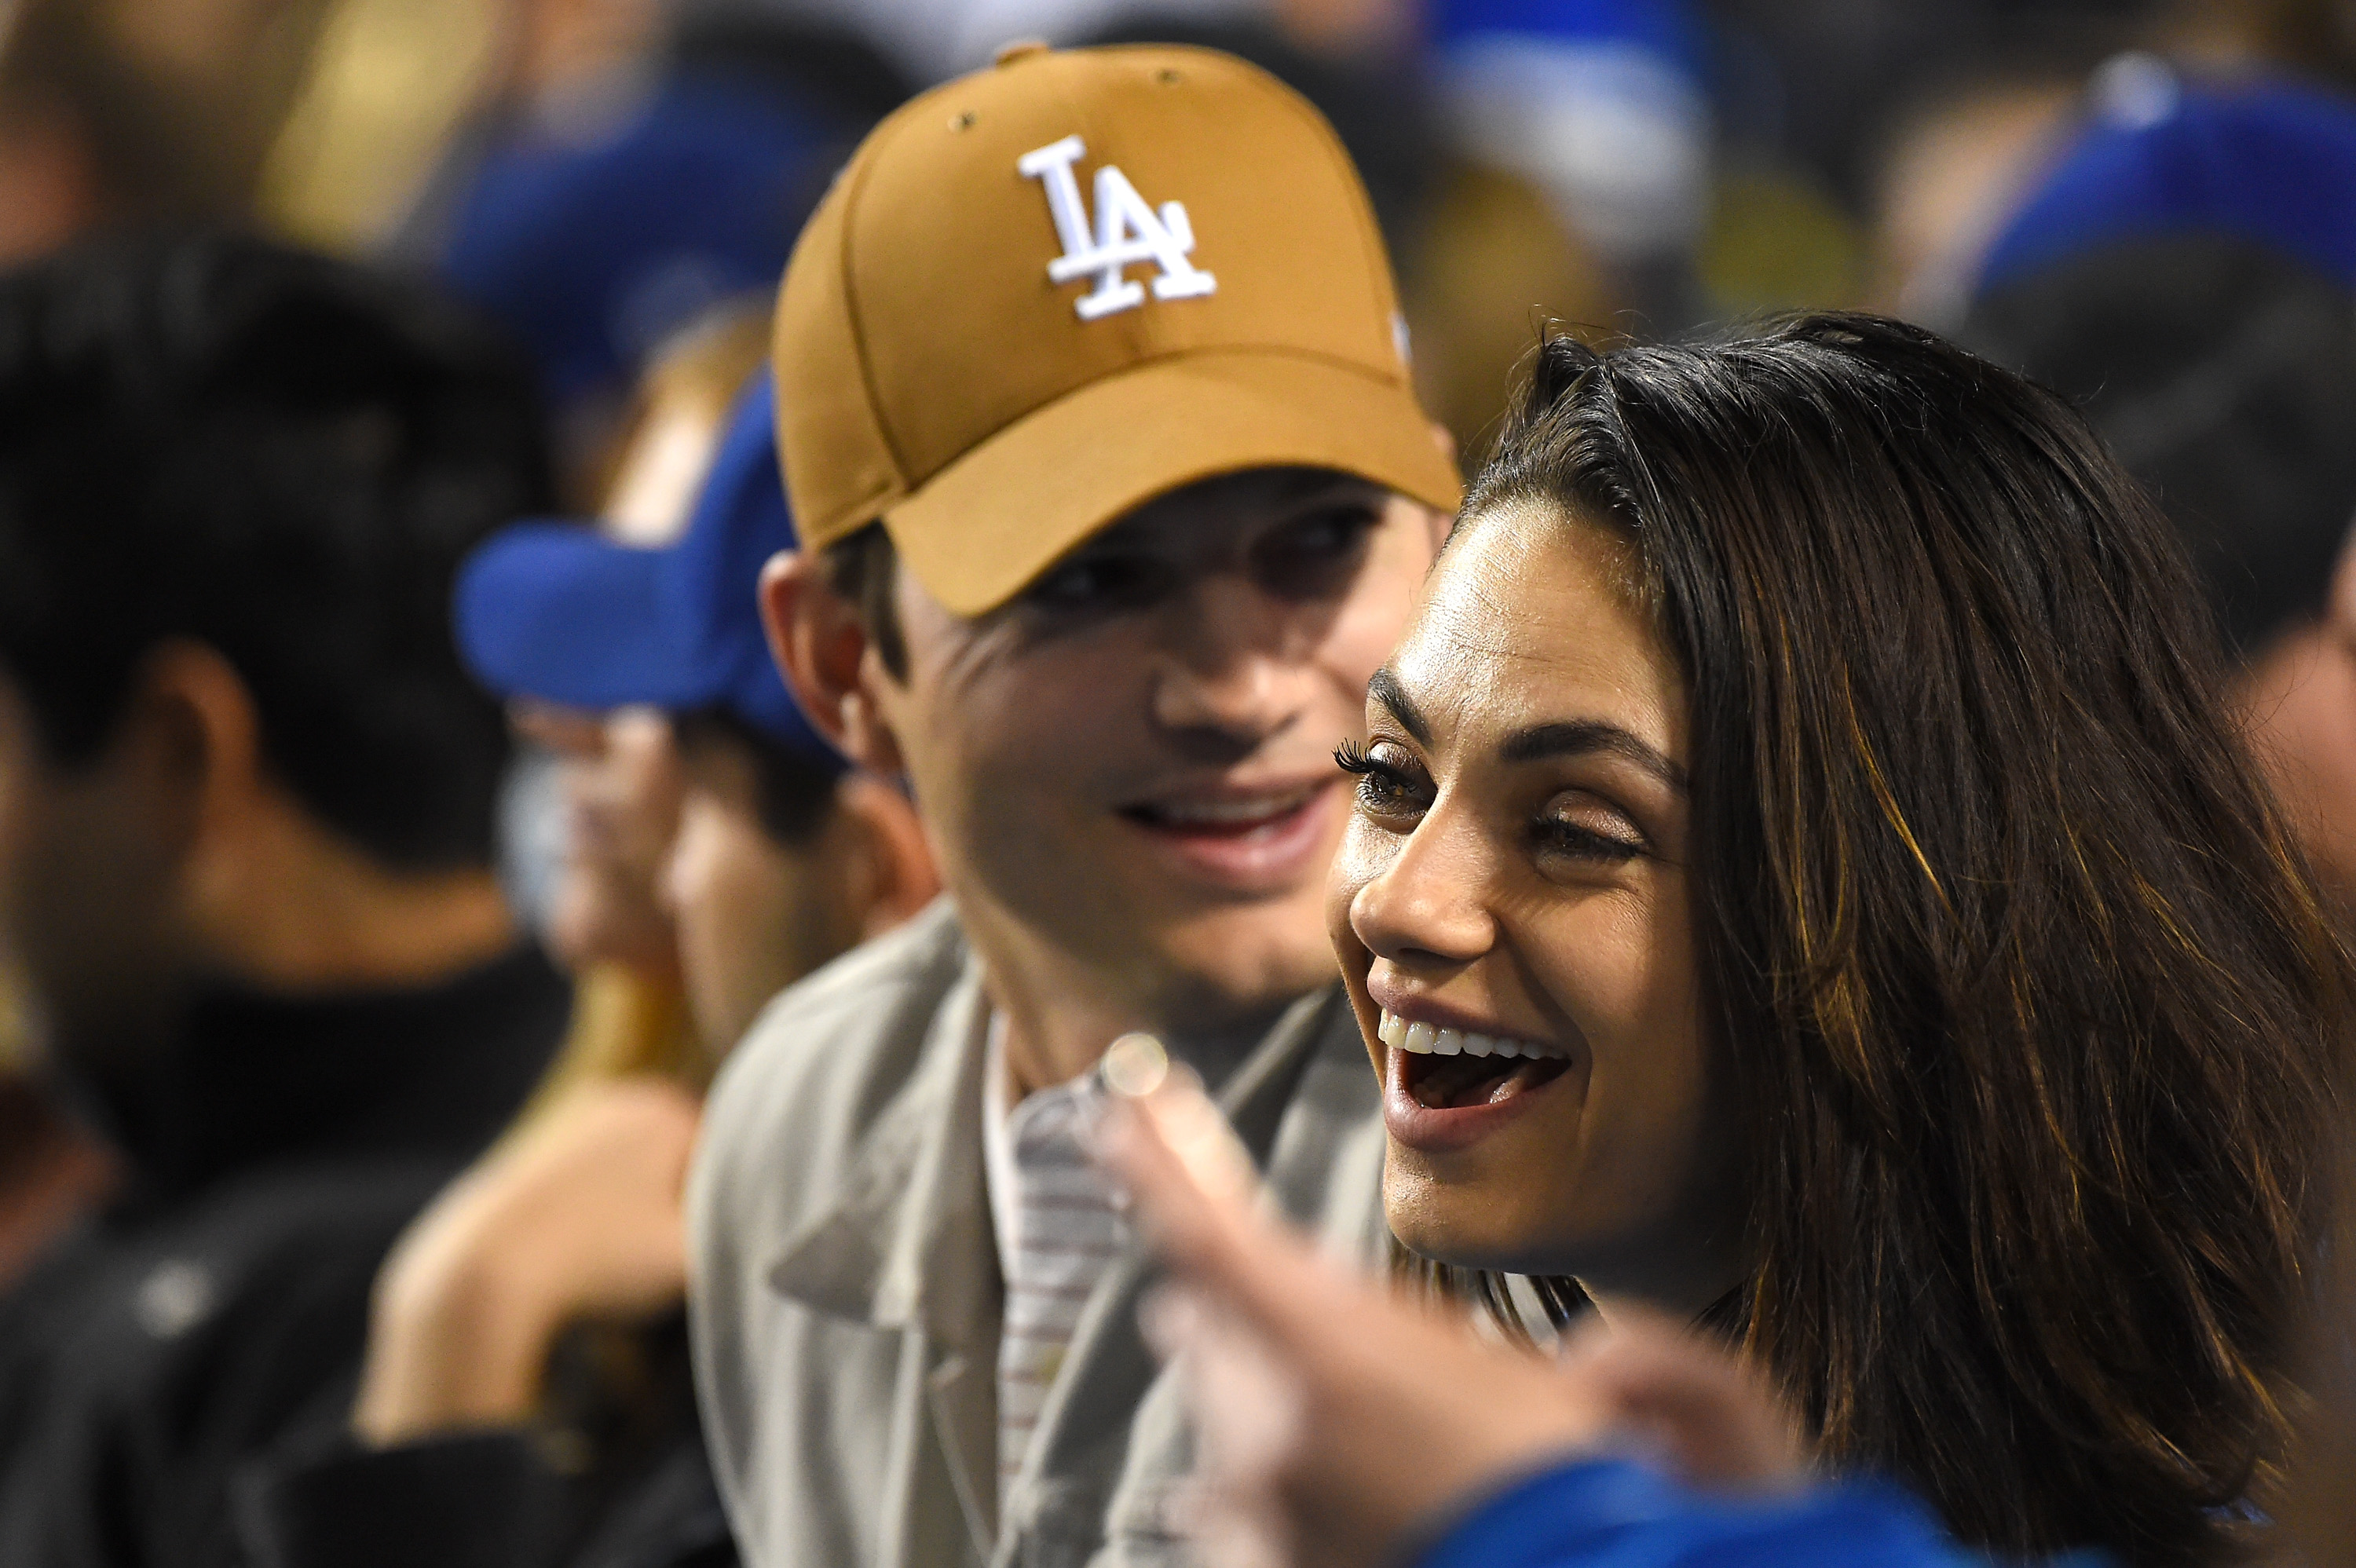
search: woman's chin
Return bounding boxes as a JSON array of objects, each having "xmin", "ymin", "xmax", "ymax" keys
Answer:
[{"xmin": 1381, "ymin": 1190, "xmax": 1579, "ymax": 1278}]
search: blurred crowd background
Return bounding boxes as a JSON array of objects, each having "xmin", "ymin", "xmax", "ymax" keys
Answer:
[{"xmin": 0, "ymin": 0, "xmax": 2342, "ymax": 481}]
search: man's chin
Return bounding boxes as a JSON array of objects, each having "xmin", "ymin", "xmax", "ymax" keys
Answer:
[{"xmin": 1141, "ymin": 899, "xmax": 1344, "ymax": 1027}]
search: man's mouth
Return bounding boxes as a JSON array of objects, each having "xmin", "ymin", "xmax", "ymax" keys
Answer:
[
  {"xmin": 1378, "ymin": 1007, "xmax": 1575, "ymax": 1110},
  {"xmin": 1118, "ymin": 784, "xmax": 1328, "ymax": 839}
]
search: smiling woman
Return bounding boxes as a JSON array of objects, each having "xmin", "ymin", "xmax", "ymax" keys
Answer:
[{"xmin": 1328, "ymin": 313, "xmax": 2352, "ymax": 1566}]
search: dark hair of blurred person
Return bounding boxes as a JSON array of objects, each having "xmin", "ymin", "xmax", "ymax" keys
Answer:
[
  {"xmin": 1963, "ymin": 236, "xmax": 2356, "ymax": 906},
  {"xmin": 0, "ymin": 230, "xmax": 571, "ymax": 1568},
  {"xmin": 232, "ymin": 366, "xmax": 934, "ymax": 1568},
  {"xmin": 1356, "ymin": 315, "xmax": 2346, "ymax": 1564}
]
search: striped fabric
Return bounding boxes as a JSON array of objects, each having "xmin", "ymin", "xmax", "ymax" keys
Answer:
[{"xmin": 987, "ymin": 1052, "xmax": 1124, "ymax": 1508}]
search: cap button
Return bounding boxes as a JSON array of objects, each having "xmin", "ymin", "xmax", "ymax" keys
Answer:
[{"xmin": 994, "ymin": 38, "xmax": 1050, "ymax": 67}]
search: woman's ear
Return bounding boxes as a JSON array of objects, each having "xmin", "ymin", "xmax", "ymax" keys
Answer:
[
  {"xmin": 759, "ymin": 550, "xmax": 904, "ymax": 776},
  {"xmin": 832, "ymin": 774, "xmax": 938, "ymax": 939}
]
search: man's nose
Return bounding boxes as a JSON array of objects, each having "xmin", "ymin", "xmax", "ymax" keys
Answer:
[{"xmin": 1147, "ymin": 576, "xmax": 1306, "ymax": 755}]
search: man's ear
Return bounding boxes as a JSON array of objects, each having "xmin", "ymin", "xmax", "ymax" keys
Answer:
[
  {"xmin": 759, "ymin": 550, "xmax": 905, "ymax": 776},
  {"xmin": 130, "ymin": 641, "xmax": 265, "ymax": 842},
  {"xmin": 832, "ymin": 774, "xmax": 939, "ymax": 939}
]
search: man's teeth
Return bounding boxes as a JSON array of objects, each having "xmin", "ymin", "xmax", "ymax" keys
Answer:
[
  {"xmin": 1375, "ymin": 1009, "xmax": 1568, "ymax": 1061},
  {"xmin": 1139, "ymin": 790, "xmax": 1315, "ymax": 825}
]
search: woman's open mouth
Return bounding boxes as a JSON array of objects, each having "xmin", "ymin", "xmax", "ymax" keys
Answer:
[{"xmin": 1377, "ymin": 1007, "xmax": 1575, "ymax": 1150}]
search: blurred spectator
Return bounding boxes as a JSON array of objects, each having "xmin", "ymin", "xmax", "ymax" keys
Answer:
[
  {"xmin": 1432, "ymin": 0, "xmax": 1712, "ymax": 276},
  {"xmin": 236, "ymin": 370, "xmax": 934, "ymax": 1568},
  {"xmin": 400, "ymin": 9, "xmax": 908, "ymax": 498},
  {"xmin": 0, "ymin": 966, "xmax": 115, "ymax": 1296},
  {"xmin": 1704, "ymin": 0, "xmax": 2149, "ymax": 209},
  {"xmin": 496, "ymin": 302, "xmax": 776, "ymax": 1126},
  {"xmin": 1962, "ymin": 72, "xmax": 2356, "ymax": 907},
  {"xmin": 0, "ymin": 0, "xmax": 334, "ymax": 261},
  {"xmin": 1865, "ymin": 43, "xmax": 2356, "ymax": 327},
  {"xmin": 2157, "ymin": 0, "xmax": 2356, "ymax": 91},
  {"xmin": 258, "ymin": 0, "xmax": 514, "ymax": 254},
  {"xmin": 0, "ymin": 233, "xmax": 570, "ymax": 1568},
  {"xmin": 693, "ymin": 0, "xmax": 1266, "ymax": 86},
  {"xmin": 1973, "ymin": 64, "xmax": 2356, "ymax": 294},
  {"xmin": 1966, "ymin": 236, "xmax": 2356, "ymax": 908},
  {"xmin": 1403, "ymin": 2, "xmax": 1712, "ymax": 447},
  {"xmin": 454, "ymin": 367, "xmax": 935, "ymax": 1054},
  {"xmin": 1408, "ymin": 165, "xmax": 1616, "ymax": 460},
  {"xmin": 1861, "ymin": 62, "xmax": 2084, "ymax": 325}
]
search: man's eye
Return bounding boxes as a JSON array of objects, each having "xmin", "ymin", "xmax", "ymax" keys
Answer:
[
  {"xmin": 1257, "ymin": 506, "xmax": 1379, "ymax": 595},
  {"xmin": 1023, "ymin": 554, "xmax": 1163, "ymax": 612}
]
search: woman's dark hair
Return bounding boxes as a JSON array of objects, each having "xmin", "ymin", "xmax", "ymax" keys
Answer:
[{"xmin": 1447, "ymin": 313, "xmax": 2349, "ymax": 1563}]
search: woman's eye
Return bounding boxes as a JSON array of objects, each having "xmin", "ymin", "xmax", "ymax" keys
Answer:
[
  {"xmin": 1334, "ymin": 739, "xmax": 1429, "ymax": 818},
  {"xmin": 1535, "ymin": 813, "xmax": 1643, "ymax": 864}
]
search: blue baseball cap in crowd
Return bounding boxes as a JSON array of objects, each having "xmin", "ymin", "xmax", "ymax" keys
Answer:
[
  {"xmin": 455, "ymin": 370, "xmax": 845, "ymax": 773},
  {"xmin": 1429, "ymin": 0, "xmax": 1712, "ymax": 261},
  {"xmin": 1977, "ymin": 61, "xmax": 2356, "ymax": 295},
  {"xmin": 437, "ymin": 74, "xmax": 834, "ymax": 406}
]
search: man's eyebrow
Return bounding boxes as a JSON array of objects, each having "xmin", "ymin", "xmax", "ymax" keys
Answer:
[
  {"xmin": 1500, "ymin": 720, "xmax": 1688, "ymax": 791},
  {"xmin": 1365, "ymin": 667, "xmax": 1430, "ymax": 746}
]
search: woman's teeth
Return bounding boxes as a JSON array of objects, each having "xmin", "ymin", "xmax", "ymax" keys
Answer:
[{"xmin": 1376, "ymin": 1009, "xmax": 1566, "ymax": 1062}]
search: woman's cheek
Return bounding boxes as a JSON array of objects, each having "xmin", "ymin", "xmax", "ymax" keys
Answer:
[{"xmin": 1326, "ymin": 810, "xmax": 1396, "ymax": 955}]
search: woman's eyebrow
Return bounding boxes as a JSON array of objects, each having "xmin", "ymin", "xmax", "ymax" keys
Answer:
[
  {"xmin": 1366, "ymin": 667, "xmax": 1431, "ymax": 745},
  {"xmin": 1500, "ymin": 720, "xmax": 1688, "ymax": 791}
]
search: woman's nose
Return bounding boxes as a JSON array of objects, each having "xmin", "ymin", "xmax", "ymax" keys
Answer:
[{"xmin": 1348, "ymin": 801, "xmax": 1495, "ymax": 969}]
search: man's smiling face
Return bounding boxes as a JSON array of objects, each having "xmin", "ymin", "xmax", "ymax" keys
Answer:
[{"xmin": 874, "ymin": 466, "xmax": 1443, "ymax": 1034}]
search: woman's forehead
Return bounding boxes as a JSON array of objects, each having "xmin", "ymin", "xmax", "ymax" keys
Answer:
[{"xmin": 1387, "ymin": 507, "xmax": 1681, "ymax": 751}]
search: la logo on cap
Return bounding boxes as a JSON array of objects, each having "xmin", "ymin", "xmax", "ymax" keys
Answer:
[{"xmin": 1018, "ymin": 135, "xmax": 1216, "ymax": 320}]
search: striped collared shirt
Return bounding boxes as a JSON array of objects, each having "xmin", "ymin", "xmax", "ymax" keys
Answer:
[{"xmin": 982, "ymin": 1017, "xmax": 1126, "ymax": 1508}]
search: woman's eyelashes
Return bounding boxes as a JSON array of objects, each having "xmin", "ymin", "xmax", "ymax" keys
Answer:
[
  {"xmin": 1534, "ymin": 810, "xmax": 1644, "ymax": 864},
  {"xmin": 1334, "ymin": 737, "xmax": 1430, "ymax": 817},
  {"xmin": 1337, "ymin": 740, "xmax": 1648, "ymax": 864}
]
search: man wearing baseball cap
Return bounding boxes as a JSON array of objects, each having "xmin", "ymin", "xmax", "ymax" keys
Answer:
[{"xmin": 687, "ymin": 42, "xmax": 1462, "ymax": 1568}]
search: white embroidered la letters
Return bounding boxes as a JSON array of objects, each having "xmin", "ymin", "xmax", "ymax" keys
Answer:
[{"xmin": 1016, "ymin": 135, "xmax": 1216, "ymax": 320}]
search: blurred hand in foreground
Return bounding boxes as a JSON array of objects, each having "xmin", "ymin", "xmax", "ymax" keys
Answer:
[
  {"xmin": 352, "ymin": 1075, "xmax": 701, "ymax": 1446},
  {"xmin": 1090, "ymin": 1056, "xmax": 1809, "ymax": 1568}
]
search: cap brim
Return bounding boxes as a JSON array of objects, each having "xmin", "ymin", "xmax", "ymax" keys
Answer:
[
  {"xmin": 455, "ymin": 522, "xmax": 715, "ymax": 711},
  {"xmin": 880, "ymin": 349, "xmax": 1464, "ymax": 616}
]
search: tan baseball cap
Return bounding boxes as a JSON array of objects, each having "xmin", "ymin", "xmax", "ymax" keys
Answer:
[{"xmin": 773, "ymin": 42, "xmax": 1463, "ymax": 616}]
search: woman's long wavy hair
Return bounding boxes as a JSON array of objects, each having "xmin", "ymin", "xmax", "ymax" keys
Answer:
[{"xmin": 1440, "ymin": 313, "xmax": 2351, "ymax": 1563}]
